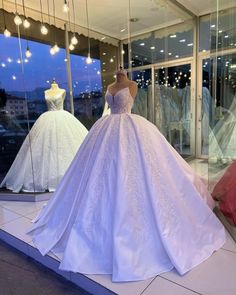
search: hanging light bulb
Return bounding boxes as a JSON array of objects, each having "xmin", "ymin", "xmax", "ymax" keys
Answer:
[
  {"xmin": 4, "ymin": 28, "xmax": 11, "ymax": 37},
  {"xmin": 69, "ymin": 43, "xmax": 75, "ymax": 51},
  {"xmin": 50, "ymin": 46, "xmax": 56, "ymax": 55},
  {"xmin": 14, "ymin": 14, "xmax": 22, "ymax": 26},
  {"xmin": 25, "ymin": 46, "xmax": 32, "ymax": 58},
  {"xmin": 23, "ymin": 18, "xmax": 30, "ymax": 28},
  {"xmin": 40, "ymin": 24, "xmax": 48, "ymax": 35},
  {"xmin": 86, "ymin": 53, "xmax": 92, "ymax": 64},
  {"xmin": 63, "ymin": 0, "xmax": 69, "ymax": 12},
  {"xmin": 71, "ymin": 35, "xmax": 78, "ymax": 45},
  {"xmin": 53, "ymin": 44, "xmax": 60, "ymax": 53}
]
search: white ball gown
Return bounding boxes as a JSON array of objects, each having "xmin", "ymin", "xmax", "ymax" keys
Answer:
[
  {"xmin": 29, "ymin": 87, "xmax": 225, "ymax": 282},
  {"xmin": 0, "ymin": 90, "xmax": 88, "ymax": 192}
]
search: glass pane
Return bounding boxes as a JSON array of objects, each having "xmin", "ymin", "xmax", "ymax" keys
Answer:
[
  {"xmin": 154, "ymin": 64, "xmax": 192, "ymax": 158},
  {"xmin": 132, "ymin": 69, "xmax": 152, "ymax": 120},
  {"xmin": 70, "ymin": 54, "xmax": 103, "ymax": 129},
  {"xmin": 201, "ymin": 58, "xmax": 215, "ymax": 155},
  {"xmin": 0, "ymin": 33, "xmax": 29, "ymax": 185}
]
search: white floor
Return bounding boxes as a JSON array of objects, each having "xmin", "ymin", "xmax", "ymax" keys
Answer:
[{"xmin": 0, "ymin": 159, "xmax": 236, "ymax": 295}]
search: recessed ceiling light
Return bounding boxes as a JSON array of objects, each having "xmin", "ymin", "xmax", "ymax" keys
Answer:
[
  {"xmin": 179, "ymin": 39, "xmax": 186, "ymax": 43},
  {"xmin": 175, "ymin": 55, "xmax": 179, "ymax": 58},
  {"xmin": 101, "ymin": 36, "xmax": 106, "ymax": 40},
  {"xmin": 140, "ymin": 43, "xmax": 145, "ymax": 46},
  {"xmin": 150, "ymin": 46, "xmax": 155, "ymax": 50},
  {"xmin": 102, "ymin": 52, "xmax": 106, "ymax": 55},
  {"xmin": 120, "ymin": 28, "xmax": 126, "ymax": 32},
  {"xmin": 160, "ymin": 49, "xmax": 164, "ymax": 53},
  {"xmin": 187, "ymin": 43, "xmax": 193, "ymax": 47},
  {"xmin": 168, "ymin": 52, "xmax": 172, "ymax": 56},
  {"xmin": 219, "ymin": 30, "xmax": 223, "ymax": 33},
  {"xmin": 224, "ymin": 35, "xmax": 229, "ymax": 38},
  {"xmin": 211, "ymin": 24, "xmax": 216, "ymax": 28},
  {"xmin": 170, "ymin": 34, "xmax": 176, "ymax": 38}
]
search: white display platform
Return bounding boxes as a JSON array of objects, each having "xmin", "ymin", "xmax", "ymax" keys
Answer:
[
  {"xmin": 0, "ymin": 190, "xmax": 52, "ymax": 202},
  {"xmin": 1, "ymin": 198, "xmax": 236, "ymax": 295},
  {"xmin": 0, "ymin": 160, "xmax": 236, "ymax": 294}
]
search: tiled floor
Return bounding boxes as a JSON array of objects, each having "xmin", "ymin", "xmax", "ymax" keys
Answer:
[{"xmin": 0, "ymin": 159, "xmax": 236, "ymax": 295}]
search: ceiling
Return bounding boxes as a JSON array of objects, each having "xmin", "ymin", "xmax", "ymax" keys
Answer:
[{"xmin": 2, "ymin": 0, "xmax": 236, "ymax": 41}]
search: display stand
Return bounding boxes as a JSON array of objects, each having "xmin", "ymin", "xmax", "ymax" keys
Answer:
[{"xmin": 0, "ymin": 190, "xmax": 52, "ymax": 202}]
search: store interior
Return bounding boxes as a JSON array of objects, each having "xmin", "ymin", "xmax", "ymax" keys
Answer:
[
  {"xmin": 0, "ymin": 0, "xmax": 236, "ymax": 290},
  {"xmin": 0, "ymin": 0, "xmax": 236, "ymax": 294}
]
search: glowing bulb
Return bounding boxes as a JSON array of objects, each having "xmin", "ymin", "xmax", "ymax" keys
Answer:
[
  {"xmin": 25, "ymin": 47, "xmax": 32, "ymax": 58},
  {"xmin": 86, "ymin": 54, "xmax": 92, "ymax": 64},
  {"xmin": 110, "ymin": 58, "xmax": 114, "ymax": 63},
  {"xmin": 23, "ymin": 19, "xmax": 30, "ymax": 28},
  {"xmin": 14, "ymin": 14, "xmax": 22, "ymax": 26},
  {"xmin": 12, "ymin": 75, "xmax": 16, "ymax": 80},
  {"xmin": 71, "ymin": 35, "xmax": 78, "ymax": 45},
  {"xmin": 41, "ymin": 24, "xmax": 48, "ymax": 35},
  {"xmin": 4, "ymin": 28, "xmax": 11, "ymax": 37},
  {"xmin": 50, "ymin": 46, "xmax": 56, "ymax": 55},
  {"xmin": 17, "ymin": 59, "xmax": 21, "ymax": 64},
  {"xmin": 1, "ymin": 63, "xmax": 6, "ymax": 67},
  {"xmin": 53, "ymin": 44, "xmax": 60, "ymax": 53},
  {"xmin": 24, "ymin": 59, "xmax": 28, "ymax": 63},
  {"xmin": 69, "ymin": 44, "xmax": 75, "ymax": 51},
  {"xmin": 7, "ymin": 58, "xmax": 12, "ymax": 63},
  {"xmin": 63, "ymin": 3, "xmax": 69, "ymax": 13}
]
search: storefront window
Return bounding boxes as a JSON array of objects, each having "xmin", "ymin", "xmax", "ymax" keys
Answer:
[{"xmin": 0, "ymin": 33, "xmax": 28, "ymax": 183}]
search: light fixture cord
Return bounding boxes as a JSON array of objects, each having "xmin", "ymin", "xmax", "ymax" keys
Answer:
[
  {"xmin": 47, "ymin": 0, "xmax": 50, "ymax": 25},
  {"xmin": 52, "ymin": 0, "xmax": 56, "ymax": 44},
  {"xmin": 85, "ymin": 0, "xmax": 90, "ymax": 54},
  {"xmin": 14, "ymin": 0, "xmax": 18, "ymax": 13},
  {"xmin": 71, "ymin": 0, "xmax": 76, "ymax": 33},
  {"xmin": 22, "ymin": 0, "xmax": 26, "ymax": 17},
  {"xmin": 2, "ymin": 0, "xmax": 6, "ymax": 26},
  {"xmin": 39, "ymin": 0, "xmax": 44, "ymax": 23}
]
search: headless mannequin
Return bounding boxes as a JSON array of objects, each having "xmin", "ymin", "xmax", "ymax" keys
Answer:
[
  {"xmin": 107, "ymin": 70, "xmax": 138, "ymax": 99},
  {"xmin": 45, "ymin": 81, "xmax": 66, "ymax": 97}
]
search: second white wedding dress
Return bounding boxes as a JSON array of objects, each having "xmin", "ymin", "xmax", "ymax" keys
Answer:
[
  {"xmin": 29, "ymin": 87, "xmax": 225, "ymax": 282},
  {"xmin": 1, "ymin": 90, "xmax": 88, "ymax": 192}
]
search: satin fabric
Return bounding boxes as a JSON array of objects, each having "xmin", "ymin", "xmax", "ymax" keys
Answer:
[{"xmin": 29, "ymin": 87, "xmax": 225, "ymax": 282}]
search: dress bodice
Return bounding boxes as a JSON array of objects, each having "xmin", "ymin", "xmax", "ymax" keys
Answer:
[
  {"xmin": 45, "ymin": 90, "xmax": 65, "ymax": 111},
  {"xmin": 105, "ymin": 87, "xmax": 134, "ymax": 114}
]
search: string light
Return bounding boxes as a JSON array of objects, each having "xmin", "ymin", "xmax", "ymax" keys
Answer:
[
  {"xmin": 63, "ymin": 0, "xmax": 69, "ymax": 12},
  {"xmin": 69, "ymin": 43, "xmax": 75, "ymax": 50},
  {"xmin": 4, "ymin": 28, "xmax": 11, "ymax": 37},
  {"xmin": 22, "ymin": 0, "xmax": 30, "ymax": 28},
  {"xmin": 40, "ymin": 0, "xmax": 48, "ymax": 35},
  {"xmin": 2, "ymin": 0, "xmax": 11, "ymax": 37},
  {"xmin": 14, "ymin": 0, "xmax": 22, "ymax": 25},
  {"xmin": 70, "ymin": 0, "xmax": 79, "ymax": 45},
  {"xmin": 25, "ymin": 45, "xmax": 32, "ymax": 58},
  {"xmin": 85, "ymin": 0, "xmax": 92, "ymax": 64}
]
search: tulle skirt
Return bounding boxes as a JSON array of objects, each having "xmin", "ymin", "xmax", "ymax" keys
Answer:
[{"xmin": 1, "ymin": 110, "xmax": 88, "ymax": 192}]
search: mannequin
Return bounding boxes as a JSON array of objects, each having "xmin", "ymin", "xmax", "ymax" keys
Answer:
[
  {"xmin": 107, "ymin": 67, "xmax": 138, "ymax": 99},
  {"xmin": 1, "ymin": 80, "xmax": 88, "ymax": 193},
  {"xmin": 102, "ymin": 67, "xmax": 138, "ymax": 117}
]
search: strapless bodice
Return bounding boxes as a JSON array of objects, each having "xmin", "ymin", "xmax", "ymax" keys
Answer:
[
  {"xmin": 105, "ymin": 87, "xmax": 134, "ymax": 114},
  {"xmin": 45, "ymin": 90, "xmax": 65, "ymax": 111}
]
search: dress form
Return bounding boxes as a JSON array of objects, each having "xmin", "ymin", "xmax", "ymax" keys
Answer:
[
  {"xmin": 45, "ymin": 81, "xmax": 65, "ymax": 97},
  {"xmin": 108, "ymin": 69, "xmax": 138, "ymax": 98}
]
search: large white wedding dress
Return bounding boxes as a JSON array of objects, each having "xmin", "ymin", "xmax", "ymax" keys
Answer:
[
  {"xmin": 0, "ymin": 90, "xmax": 88, "ymax": 192},
  {"xmin": 29, "ymin": 87, "xmax": 225, "ymax": 282}
]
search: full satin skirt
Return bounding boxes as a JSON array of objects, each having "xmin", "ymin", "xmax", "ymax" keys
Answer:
[
  {"xmin": 29, "ymin": 113, "xmax": 225, "ymax": 282},
  {"xmin": 1, "ymin": 110, "xmax": 88, "ymax": 192}
]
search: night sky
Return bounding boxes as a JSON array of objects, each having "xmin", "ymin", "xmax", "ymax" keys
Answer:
[{"xmin": 0, "ymin": 34, "xmax": 102, "ymax": 96}]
